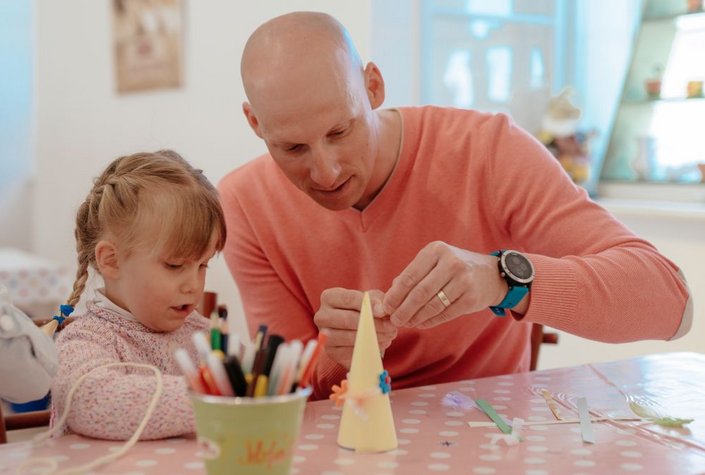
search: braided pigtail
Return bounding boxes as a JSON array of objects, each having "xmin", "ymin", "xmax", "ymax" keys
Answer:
[
  {"xmin": 66, "ymin": 246, "xmax": 91, "ymax": 309},
  {"xmin": 65, "ymin": 168, "xmax": 111, "ymax": 309}
]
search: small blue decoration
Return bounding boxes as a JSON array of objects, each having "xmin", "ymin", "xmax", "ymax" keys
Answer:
[
  {"xmin": 51, "ymin": 304, "xmax": 74, "ymax": 326},
  {"xmin": 60, "ymin": 304, "xmax": 74, "ymax": 316},
  {"xmin": 379, "ymin": 370, "xmax": 391, "ymax": 395}
]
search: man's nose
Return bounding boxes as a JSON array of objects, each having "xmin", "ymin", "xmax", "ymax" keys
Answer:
[{"xmin": 309, "ymin": 145, "xmax": 341, "ymax": 188}]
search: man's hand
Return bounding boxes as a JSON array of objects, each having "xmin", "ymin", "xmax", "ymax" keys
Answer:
[
  {"xmin": 382, "ymin": 241, "xmax": 515, "ymax": 329},
  {"xmin": 314, "ymin": 288, "xmax": 398, "ymax": 370}
]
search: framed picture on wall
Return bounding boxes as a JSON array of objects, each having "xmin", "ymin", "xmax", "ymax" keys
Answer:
[{"xmin": 112, "ymin": 0, "xmax": 183, "ymax": 93}]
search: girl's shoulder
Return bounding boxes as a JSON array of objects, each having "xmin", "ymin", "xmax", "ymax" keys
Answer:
[{"xmin": 57, "ymin": 311, "xmax": 113, "ymax": 333}]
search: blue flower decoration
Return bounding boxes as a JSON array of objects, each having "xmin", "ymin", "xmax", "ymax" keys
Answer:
[{"xmin": 379, "ymin": 370, "xmax": 391, "ymax": 394}]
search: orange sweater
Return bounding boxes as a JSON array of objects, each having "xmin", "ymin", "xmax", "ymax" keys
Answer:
[{"xmin": 219, "ymin": 106, "xmax": 691, "ymax": 400}]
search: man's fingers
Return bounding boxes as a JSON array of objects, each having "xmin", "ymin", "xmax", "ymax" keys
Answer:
[
  {"xmin": 320, "ymin": 287, "xmax": 364, "ymax": 311},
  {"xmin": 382, "ymin": 243, "xmax": 441, "ymax": 315}
]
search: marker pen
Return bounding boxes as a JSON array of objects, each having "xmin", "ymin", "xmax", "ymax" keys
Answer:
[
  {"xmin": 206, "ymin": 352, "xmax": 234, "ymax": 396},
  {"xmin": 223, "ymin": 355, "xmax": 248, "ymax": 397},
  {"xmin": 298, "ymin": 332, "xmax": 328, "ymax": 389},
  {"xmin": 174, "ymin": 348, "xmax": 207, "ymax": 394}
]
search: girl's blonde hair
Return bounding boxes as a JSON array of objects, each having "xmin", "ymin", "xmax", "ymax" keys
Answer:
[{"xmin": 66, "ymin": 150, "xmax": 226, "ymax": 308}]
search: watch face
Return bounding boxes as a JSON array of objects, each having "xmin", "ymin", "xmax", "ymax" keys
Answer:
[{"xmin": 502, "ymin": 251, "xmax": 534, "ymax": 283}]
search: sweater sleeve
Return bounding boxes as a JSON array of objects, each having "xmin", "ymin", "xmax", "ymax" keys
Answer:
[
  {"xmin": 52, "ymin": 324, "xmax": 195, "ymax": 440},
  {"xmin": 219, "ymin": 176, "xmax": 347, "ymax": 400},
  {"xmin": 484, "ymin": 115, "xmax": 691, "ymax": 342}
]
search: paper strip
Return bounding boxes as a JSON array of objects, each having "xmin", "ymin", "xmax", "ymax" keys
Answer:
[
  {"xmin": 577, "ymin": 397, "xmax": 595, "ymax": 444},
  {"xmin": 476, "ymin": 399, "xmax": 512, "ymax": 434},
  {"xmin": 468, "ymin": 416, "xmax": 641, "ymax": 428},
  {"xmin": 540, "ymin": 388, "xmax": 563, "ymax": 421},
  {"xmin": 511, "ymin": 417, "xmax": 524, "ymax": 442}
]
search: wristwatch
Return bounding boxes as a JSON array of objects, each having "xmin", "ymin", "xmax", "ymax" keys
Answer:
[{"xmin": 489, "ymin": 250, "xmax": 535, "ymax": 317}]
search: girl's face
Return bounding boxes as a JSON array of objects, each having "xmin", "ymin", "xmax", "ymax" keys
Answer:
[{"xmin": 104, "ymin": 236, "xmax": 218, "ymax": 332}]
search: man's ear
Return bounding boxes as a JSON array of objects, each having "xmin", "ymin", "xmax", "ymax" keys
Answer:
[
  {"xmin": 95, "ymin": 240, "xmax": 120, "ymax": 279},
  {"xmin": 363, "ymin": 62, "xmax": 386, "ymax": 110},
  {"xmin": 242, "ymin": 102, "xmax": 264, "ymax": 138}
]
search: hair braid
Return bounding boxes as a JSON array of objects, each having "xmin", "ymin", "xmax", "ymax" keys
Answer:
[
  {"xmin": 67, "ymin": 248, "xmax": 90, "ymax": 308},
  {"xmin": 66, "ymin": 183, "xmax": 104, "ymax": 307}
]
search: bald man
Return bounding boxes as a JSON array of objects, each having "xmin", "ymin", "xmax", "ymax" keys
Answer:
[{"xmin": 219, "ymin": 11, "xmax": 691, "ymax": 400}]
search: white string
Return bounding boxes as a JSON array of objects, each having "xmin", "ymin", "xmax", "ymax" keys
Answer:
[{"xmin": 16, "ymin": 362, "xmax": 164, "ymax": 475}]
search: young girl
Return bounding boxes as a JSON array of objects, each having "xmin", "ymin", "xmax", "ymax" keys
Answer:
[{"xmin": 51, "ymin": 150, "xmax": 226, "ymax": 440}]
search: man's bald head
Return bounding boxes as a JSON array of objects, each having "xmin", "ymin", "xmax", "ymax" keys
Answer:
[{"xmin": 240, "ymin": 12, "xmax": 364, "ymax": 109}]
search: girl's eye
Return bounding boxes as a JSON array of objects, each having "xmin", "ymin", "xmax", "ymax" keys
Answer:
[
  {"xmin": 285, "ymin": 144, "xmax": 302, "ymax": 153},
  {"xmin": 199, "ymin": 263, "xmax": 209, "ymax": 269},
  {"xmin": 166, "ymin": 263, "xmax": 182, "ymax": 269}
]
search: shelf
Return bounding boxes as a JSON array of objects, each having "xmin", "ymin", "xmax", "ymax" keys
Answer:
[
  {"xmin": 622, "ymin": 97, "xmax": 705, "ymax": 105},
  {"xmin": 601, "ymin": 0, "xmax": 705, "ymax": 184},
  {"xmin": 597, "ymin": 182, "xmax": 705, "ymax": 221},
  {"xmin": 597, "ymin": 197, "xmax": 705, "ymax": 222},
  {"xmin": 644, "ymin": 10, "xmax": 705, "ymax": 22}
]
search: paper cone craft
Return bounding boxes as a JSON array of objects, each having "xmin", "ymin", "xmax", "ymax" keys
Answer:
[{"xmin": 336, "ymin": 292, "xmax": 397, "ymax": 452}]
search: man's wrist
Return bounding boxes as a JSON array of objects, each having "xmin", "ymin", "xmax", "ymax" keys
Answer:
[{"xmin": 488, "ymin": 250, "xmax": 535, "ymax": 317}]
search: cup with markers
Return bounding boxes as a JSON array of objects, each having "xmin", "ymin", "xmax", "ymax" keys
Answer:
[{"xmin": 175, "ymin": 312, "xmax": 326, "ymax": 475}]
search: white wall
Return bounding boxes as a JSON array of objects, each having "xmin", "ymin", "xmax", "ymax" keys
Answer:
[{"xmin": 31, "ymin": 0, "xmax": 371, "ymax": 338}]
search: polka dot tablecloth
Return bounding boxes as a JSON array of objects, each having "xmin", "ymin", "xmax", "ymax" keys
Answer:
[
  {"xmin": 0, "ymin": 248, "xmax": 70, "ymax": 316},
  {"xmin": 2, "ymin": 352, "xmax": 704, "ymax": 474}
]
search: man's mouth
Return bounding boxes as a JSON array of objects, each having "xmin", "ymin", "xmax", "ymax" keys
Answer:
[{"xmin": 317, "ymin": 177, "xmax": 350, "ymax": 193}]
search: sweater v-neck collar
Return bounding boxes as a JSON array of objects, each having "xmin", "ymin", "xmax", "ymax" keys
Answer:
[{"xmin": 336, "ymin": 108, "xmax": 411, "ymax": 232}]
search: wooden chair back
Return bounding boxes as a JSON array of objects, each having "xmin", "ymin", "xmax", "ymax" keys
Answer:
[{"xmin": 530, "ymin": 323, "xmax": 559, "ymax": 371}]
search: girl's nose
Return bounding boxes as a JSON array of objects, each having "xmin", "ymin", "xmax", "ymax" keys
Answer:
[{"xmin": 181, "ymin": 269, "xmax": 203, "ymax": 294}]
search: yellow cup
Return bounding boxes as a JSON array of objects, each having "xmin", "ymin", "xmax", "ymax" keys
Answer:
[
  {"xmin": 191, "ymin": 387, "xmax": 311, "ymax": 475},
  {"xmin": 687, "ymin": 80, "xmax": 703, "ymax": 98}
]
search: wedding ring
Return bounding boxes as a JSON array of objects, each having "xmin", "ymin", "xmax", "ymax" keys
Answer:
[{"xmin": 437, "ymin": 289, "xmax": 451, "ymax": 308}]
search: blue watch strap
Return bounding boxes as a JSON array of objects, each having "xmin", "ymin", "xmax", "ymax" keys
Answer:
[
  {"xmin": 490, "ymin": 306, "xmax": 507, "ymax": 317},
  {"xmin": 489, "ymin": 285, "xmax": 529, "ymax": 317},
  {"xmin": 490, "ymin": 249, "xmax": 530, "ymax": 317}
]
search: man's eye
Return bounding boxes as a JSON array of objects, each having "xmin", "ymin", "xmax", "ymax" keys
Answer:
[{"xmin": 285, "ymin": 144, "xmax": 302, "ymax": 152}]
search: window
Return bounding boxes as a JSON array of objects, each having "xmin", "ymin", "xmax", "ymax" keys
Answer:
[
  {"xmin": 600, "ymin": 6, "xmax": 705, "ymax": 185},
  {"xmin": 420, "ymin": 0, "xmax": 570, "ymax": 132},
  {"xmin": 0, "ymin": 1, "xmax": 33, "ymax": 247},
  {"xmin": 0, "ymin": 0, "xmax": 33, "ymax": 183},
  {"xmin": 371, "ymin": 0, "xmax": 665, "ymax": 196},
  {"xmin": 647, "ymin": 13, "xmax": 705, "ymax": 181}
]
